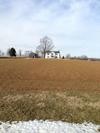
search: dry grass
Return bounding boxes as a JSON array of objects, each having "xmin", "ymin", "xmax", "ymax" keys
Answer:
[
  {"xmin": 0, "ymin": 58, "xmax": 100, "ymax": 124},
  {"xmin": 98, "ymin": 128, "xmax": 100, "ymax": 132}
]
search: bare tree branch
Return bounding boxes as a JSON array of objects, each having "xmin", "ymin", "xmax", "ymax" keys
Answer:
[{"xmin": 36, "ymin": 36, "xmax": 54, "ymax": 58}]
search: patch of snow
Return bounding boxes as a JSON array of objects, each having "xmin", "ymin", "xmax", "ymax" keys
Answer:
[{"xmin": 0, "ymin": 120, "xmax": 99, "ymax": 133}]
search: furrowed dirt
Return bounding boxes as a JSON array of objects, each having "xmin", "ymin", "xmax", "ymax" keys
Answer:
[{"xmin": 0, "ymin": 58, "xmax": 100, "ymax": 92}]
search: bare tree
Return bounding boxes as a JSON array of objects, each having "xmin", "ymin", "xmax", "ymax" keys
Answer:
[
  {"xmin": 0, "ymin": 50, "xmax": 1, "ymax": 56},
  {"xmin": 66, "ymin": 54, "xmax": 71, "ymax": 59},
  {"xmin": 80, "ymin": 55, "xmax": 88, "ymax": 60},
  {"xmin": 36, "ymin": 36, "xmax": 54, "ymax": 58},
  {"xmin": 0, "ymin": 50, "xmax": 4, "ymax": 56},
  {"xmin": 19, "ymin": 49, "xmax": 22, "ymax": 56}
]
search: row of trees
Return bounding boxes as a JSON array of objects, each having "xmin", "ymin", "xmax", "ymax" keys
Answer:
[
  {"xmin": 5, "ymin": 36, "xmax": 54, "ymax": 58},
  {"xmin": 0, "ymin": 36, "xmax": 88, "ymax": 59}
]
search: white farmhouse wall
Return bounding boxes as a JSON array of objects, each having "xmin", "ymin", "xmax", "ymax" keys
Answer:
[{"xmin": 45, "ymin": 51, "xmax": 60, "ymax": 59}]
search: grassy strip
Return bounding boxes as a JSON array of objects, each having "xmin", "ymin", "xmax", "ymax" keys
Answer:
[{"xmin": 0, "ymin": 90, "xmax": 100, "ymax": 124}]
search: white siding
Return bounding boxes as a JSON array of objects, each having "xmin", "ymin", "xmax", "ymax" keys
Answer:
[{"xmin": 45, "ymin": 51, "xmax": 60, "ymax": 59}]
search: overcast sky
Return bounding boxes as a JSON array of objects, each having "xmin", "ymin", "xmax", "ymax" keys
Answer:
[{"xmin": 0, "ymin": 0, "xmax": 100, "ymax": 57}]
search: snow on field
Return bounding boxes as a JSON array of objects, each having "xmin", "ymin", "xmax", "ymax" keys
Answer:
[{"xmin": 0, "ymin": 120, "xmax": 100, "ymax": 133}]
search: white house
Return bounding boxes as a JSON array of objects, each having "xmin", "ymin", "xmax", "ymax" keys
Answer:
[{"xmin": 45, "ymin": 51, "xmax": 60, "ymax": 59}]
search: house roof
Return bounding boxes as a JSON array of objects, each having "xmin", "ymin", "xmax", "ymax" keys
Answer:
[{"xmin": 46, "ymin": 51, "xmax": 60, "ymax": 53}]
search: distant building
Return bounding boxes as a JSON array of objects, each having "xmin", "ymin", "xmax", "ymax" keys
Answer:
[
  {"xmin": 25, "ymin": 51, "xmax": 39, "ymax": 58},
  {"xmin": 45, "ymin": 51, "xmax": 60, "ymax": 59},
  {"xmin": 29, "ymin": 52, "xmax": 39, "ymax": 58}
]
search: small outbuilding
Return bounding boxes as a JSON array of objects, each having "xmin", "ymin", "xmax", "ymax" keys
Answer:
[{"xmin": 29, "ymin": 52, "xmax": 39, "ymax": 58}]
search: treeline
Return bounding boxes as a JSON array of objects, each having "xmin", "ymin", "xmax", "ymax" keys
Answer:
[
  {"xmin": 0, "ymin": 36, "xmax": 54, "ymax": 58},
  {"xmin": 0, "ymin": 48, "xmax": 100, "ymax": 61},
  {"xmin": 0, "ymin": 36, "xmax": 99, "ymax": 61},
  {"xmin": 65, "ymin": 54, "xmax": 100, "ymax": 61},
  {"xmin": 0, "ymin": 48, "xmax": 20, "ymax": 57}
]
